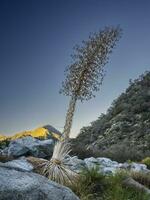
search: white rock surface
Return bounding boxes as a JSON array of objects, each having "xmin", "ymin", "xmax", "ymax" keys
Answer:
[
  {"xmin": 66, "ymin": 156, "xmax": 149, "ymax": 175},
  {"xmin": 64, "ymin": 156, "xmax": 86, "ymax": 172},
  {"xmin": 0, "ymin": 157, "xmax": 33, "ymax": 172},
  {"xmin": 0, "ymin": 166, "xmax": 79, "ymax": 200}
]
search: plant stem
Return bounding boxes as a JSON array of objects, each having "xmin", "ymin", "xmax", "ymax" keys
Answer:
[{"xmin": 63, "ymin": 95, "xmax": 77, "ymax": 139}]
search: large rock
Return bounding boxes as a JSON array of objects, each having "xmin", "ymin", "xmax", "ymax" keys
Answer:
[
  {"xmin": 84, "ymin": 157, "xmax": 149, "ymax": 174},
  {"xmin": 84, "ymin": 157, "xmax": 119, "ymax": 174},
  {"xmin": 65, "ymin": 156, "xmax": 149, "ymax": 175},
  {"xmin": 119, "ymin": 162, "xmax": 148, "ymax": 172},
  {"xmin": 0, "ymin": 166, "xmax": 79, "ymax": 200},
  {"xmin": 96, "ymin": 157, "xmax": 119, "ymax": 174},
  {"xmin": 64, "ymin": 156, "xmax": 120, "ymax": 174},
  {"xmin": 84, "ymin": 157, "xmax": 99, "ymax": 169},
  {"xmin": 0, "ymin": 157, "xmax": 33, "ymax": 172},
  {"xmin": 4, "ymin": 136, "xmax": 54, "ymax": 158},
  {"xmin": 64, "ymin": 156, "xmax": 86, "ymax": 173}
]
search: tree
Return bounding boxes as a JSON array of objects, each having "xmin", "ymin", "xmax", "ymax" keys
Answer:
[{"xmin": 60, "ymin": 26, "xmax": 122, "ymax": 139}]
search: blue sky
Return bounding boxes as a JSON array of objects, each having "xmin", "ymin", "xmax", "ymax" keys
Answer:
[{"xmin": 0, "ymin": 0, "xmax": 150, "ymax": 137}]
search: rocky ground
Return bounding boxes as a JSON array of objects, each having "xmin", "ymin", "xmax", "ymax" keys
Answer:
[
  {"xmin": 0, "ymin": 136, "xmax": 54, "ymax": 158},
  {"xmin": 0, "ymin": 136, "xmax": 150, "ymax": 200},
  {"xmin": 0, "ymin": 136, "xmax": 79, "ymax": 200}
]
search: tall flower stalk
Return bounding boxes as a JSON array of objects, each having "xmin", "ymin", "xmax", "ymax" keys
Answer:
[
  {"xmin": 61, "ymin": 26, "xmax": 122, "ymax": 139},
  {"xmin": 43, "ymin": 26, "xmax": 122, "ymax": 185}
]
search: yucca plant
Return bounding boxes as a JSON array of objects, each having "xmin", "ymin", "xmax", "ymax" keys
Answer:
[
  {"xmin": 43, "ymin": 141, "xmax": 79, "ymax": 185},
  {"xmin": 43, "ymin": 26, "xmax": 122, "ymax": 185}
]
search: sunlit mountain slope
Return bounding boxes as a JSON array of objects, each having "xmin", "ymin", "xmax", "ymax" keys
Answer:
[{"xmin": 0, "ymin": 125, "xmax": 61, "ymax": 142}]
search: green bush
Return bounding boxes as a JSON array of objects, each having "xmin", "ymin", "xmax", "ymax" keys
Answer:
[
  {"xmin": 71, "ymin": 140, "xmax": 150, "ymax": 163},
  {"xmin": 95, "ymin": 143, "xmax": 146, "ymax": 163},
  {"xmin": 70, "ymin": 144, "xmax": 95, "ymax": 159},
  {"xmin": 70, "ymin": 167, "xmax": 107, "ymax": 200},
  {"xmin": 0, "ymin": 139, "xmax": 10, "ymax": 149},
  {"xmin": 142, "ymin": 157, "xmax": 150, "ymax": 169},
  {"xmin": 69, "ymin": 169, "xmax": 150, "ymax": 200},
  {"xmin": 104, "ymin": 172, "xmax": 150, "ymax": 200}
]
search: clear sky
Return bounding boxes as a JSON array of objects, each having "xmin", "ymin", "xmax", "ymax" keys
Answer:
[{"xmin": 0, "ymin": 0, "xmax": 150, "ymax": 137}]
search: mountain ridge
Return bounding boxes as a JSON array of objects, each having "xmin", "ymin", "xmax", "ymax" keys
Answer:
[{"xmin": 0, "ymin": 125, "xmax": 61, "ymax": 142}]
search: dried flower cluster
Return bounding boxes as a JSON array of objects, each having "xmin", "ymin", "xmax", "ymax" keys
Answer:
[
  {"xmin": 62, "ymin": 26, "xmax": 122, "ymax": 139},
  {"xmin": 60, "ymin": 26, "xmax": 122, "ymax": 102}
]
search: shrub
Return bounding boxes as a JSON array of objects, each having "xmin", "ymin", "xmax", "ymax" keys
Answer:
[
  {"xmin": 70, "ymin": 144, "xmax": 95, "ymax": 159},
  {"xmin": 0, "ymin": 139, "xmax": 10, "ymax": 149},
  {"xmin": 70, "ymin": 167, "xmax": 107, "ymax": 200},
  {"xmin": 97, "ymin": 143, "xmax": 145, "ymax": 163},
  {"xmin": 142, "ymin": 157, "xmax": 150, "ymax": 169},
  {"xmin": 71, "ymin": 141, "xmax": 150, "ymax": 163},
  {"xmin": 104, "ymin": 172, "xmax": 150, "ymax": 200},
  {"xmin": 127, "ymin": 159, "xmax": 133, "ymax": 164},
  {"xmin": 99, "ymin": 145, "xmax": 149, "ymax": 163},
  {"xmin": 69, "ymin": 168, "xmax": 150, "ymax": 200}
]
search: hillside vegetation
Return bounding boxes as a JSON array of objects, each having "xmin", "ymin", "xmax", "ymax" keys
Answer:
[{"xmin": 72, "ymin": 71, "xmax": 150, "ymax": 162}]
